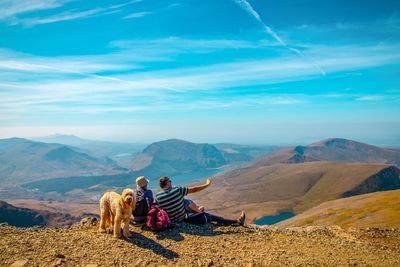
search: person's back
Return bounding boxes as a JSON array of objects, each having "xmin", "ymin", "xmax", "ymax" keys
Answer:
[
  {"xmin": 132, "ymin": 176, "xmax": 153, "ymax": 223},
  {"xmin": 155, "ymin": 185, "xmax": 188, "ymax": 223}
]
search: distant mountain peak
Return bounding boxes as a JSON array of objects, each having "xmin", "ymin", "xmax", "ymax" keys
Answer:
[
  {"xmin": 308, "ymin": 138, "xmax": 359, "ymax": 147},
  {"xmin": 41, "ymin": 133, "xmax": 85, "ymax": 141},
  {"xmin": 255, "ymin": 138, "xmax": 400, "ymax": 167}
]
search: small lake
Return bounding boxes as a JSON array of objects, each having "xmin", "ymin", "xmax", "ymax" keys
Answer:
[{"xmin": 254, "ymin": 212, "xmax": 295, "ymax": 225}]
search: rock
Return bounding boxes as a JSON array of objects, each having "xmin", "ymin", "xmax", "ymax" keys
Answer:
[
  {"xmin": 84, "ymin": 264, "xmax": 98, "ymax": 267},
  {"xmin": 80, "ymin": 217, "xmax": 98, "ymax": 227},
  {"xmin": 52, "ymin": 258, "xmax": 63, "ymax": 267},
  {"xmin": 0, "ymin": 222, "xmax": 9, "ymax": 226},
  {"xmin": 10, "ymin": 260, "xmax": 28, "ymax": 267},
  {"xmin": 133, "ymin": 259, "xmax": 142, "ymax": 266},
  {"xmin": 55, "ymin": 253, "xmax": 65, "ymax": 259}
]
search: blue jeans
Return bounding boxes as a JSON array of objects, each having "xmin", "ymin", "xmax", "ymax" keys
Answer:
[{"xmin": 184, "ymin": 212, "xmax": 237, "ymax": 225}]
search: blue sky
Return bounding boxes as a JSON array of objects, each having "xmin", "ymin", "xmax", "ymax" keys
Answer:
[{"xmin": 0, "ymin": 0, "xmax": 399, "ymax": 146}]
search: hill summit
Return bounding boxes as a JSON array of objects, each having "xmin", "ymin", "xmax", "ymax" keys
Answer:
[
  {"xmin": 137, "ymin": 139, "xmax": 227, "ymax": 176},
  {"xmin": 1, "ymin": 221, "xmax": 399, "ymax": 266},
  {"xmin": 255, "ymin": 138, "xmax": 400, "ymax": 166}
]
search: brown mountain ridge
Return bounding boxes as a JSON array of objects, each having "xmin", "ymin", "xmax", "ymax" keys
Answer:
[{"xmin": 192, "ymin": 138, "xmax": 400, "ymax": 222}]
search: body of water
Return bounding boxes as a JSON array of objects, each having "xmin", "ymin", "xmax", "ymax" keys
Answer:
[{"xmin": 254, "ymin": 212, "xmax": 295, "ymax": 225}]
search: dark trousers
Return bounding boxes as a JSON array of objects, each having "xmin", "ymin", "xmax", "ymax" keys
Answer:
[{"xmin": 183, "ymin": 212, "xmax": 237, "ymax": 225}]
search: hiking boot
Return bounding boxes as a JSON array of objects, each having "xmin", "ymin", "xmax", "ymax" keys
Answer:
[{"xmin": 237, "ymin": 211, "xmax": 246, "ymax": 226}]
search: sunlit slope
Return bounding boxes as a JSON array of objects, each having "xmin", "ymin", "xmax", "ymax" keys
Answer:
[
  {"xmin": 277, "ymin": 189, "xmax": 400, "ymax": 228},
  {"xmin": 194, "ymin": 162, "xmax": 400, "ymax": 221}
]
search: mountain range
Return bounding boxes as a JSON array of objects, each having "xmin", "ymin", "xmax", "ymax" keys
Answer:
[
  {"xmin": 193, "ymin": 138, "xmax": 400, "ymax": 222},
  {"xmin": 0, "ymin": 137, "xmax": 275, "ymax": 202},
  {"xmin": 254, "ymin": 138, "xmax": 400, "ymax": 167},
  {"xmin": 32, "ymin": 134, "xmax": 146, "ymax": 168},
  {"xmin": 1, "ymin": 136, "xmax": 400, "ymax": 229},
  {"xmin": 133, "ymin": 139, "xmax": 276, "ymax": 177},
  {"xmin": 0, "ymin": 138, "xmax": 124, "ymax": 185}
]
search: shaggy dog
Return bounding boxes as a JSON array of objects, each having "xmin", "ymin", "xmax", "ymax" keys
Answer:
[{"xmin": 99, "ymin": 188, "xmax": 136, "ymax": 238}]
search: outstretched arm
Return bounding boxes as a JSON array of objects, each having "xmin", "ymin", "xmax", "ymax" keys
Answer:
[{"xmin": 188, "ymin": 177, "xmax": 212, "ymax": 194}]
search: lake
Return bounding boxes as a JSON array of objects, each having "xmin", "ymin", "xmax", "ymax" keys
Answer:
[{"xmin": 254, "ymin": 212, "xmax": 295, "ymax": 225}]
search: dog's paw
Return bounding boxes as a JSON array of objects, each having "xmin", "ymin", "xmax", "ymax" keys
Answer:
[
  {"xmin": 99, "ymin": 228, "xmax": 106, "ymax": 233},
  {"xmin": 123, "ymin": 233, "xmax": 132, "ymax": 239}
]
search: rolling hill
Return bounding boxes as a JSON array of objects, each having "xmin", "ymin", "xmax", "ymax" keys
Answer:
[
  {"xmin": 132, "ymin": 139, "xmax": 228, "ymax": 177},
  {"xmin": 0, "ymin": 200, "xmax": 94, "ymax": 227},
  {"xmin": 0, "ymin": 200, "xmax": 45, "ymax": 227},
  {"xmin": 254, "ymin": 138, "xmax": 400, "ymax": 167},
  {"xmin": 132, "ymin": 139, "xmax": 277, "ymax": 177},
  {"xmin": 32, "ymin": 134, "xmax": 146, "ymax": 168},
  {"xmin": 193, "ymin": 161, "xmax": 400, "ymax": 222},
  {"xmin": 276, "ymin": 189, "xmax": 400, "ymax": 228},
  {"xmin": 191, "ymin": 138, "xmax": 400, "ymax": 223},
  {"xmin": 0, "ymin": 138, "xmax": 124, "ymax": 185}
]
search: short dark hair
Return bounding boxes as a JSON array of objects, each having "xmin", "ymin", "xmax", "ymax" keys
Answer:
[{"xmin": 159, "ymin": 176, "xmax": 170, "ymax": 189}]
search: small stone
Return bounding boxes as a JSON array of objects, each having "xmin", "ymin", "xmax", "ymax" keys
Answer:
[
  {"xmin": 84, "ymin": 264, "xmax": 98, "ymax": 267},
  {"xmin": 55, "ymin": 253, "xmax": 65, "ymax": 259},
  {"xmin": 80, "ymin": 217, "xmax": 98, "ymax": 227},
  {"xmin": 10, "ymin": 260, "xmax": 28, "ymax": 267},
  {"xmin": 133, "ymin": 259, "xmax": 142, "ymax": 266},
  {"xmin": 53, "ymin": 258, "xmax": 63, "ymax": 267}
]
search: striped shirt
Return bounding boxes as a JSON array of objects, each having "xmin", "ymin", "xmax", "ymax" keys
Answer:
[{"xmin": 155, "ymin": 186, "xmax": 189, "ymax": 223}]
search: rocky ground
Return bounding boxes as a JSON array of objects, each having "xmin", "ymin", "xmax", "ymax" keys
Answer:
[{"xmin": 1, "ymin": 219, "xmax": 400, "ymax": 266}]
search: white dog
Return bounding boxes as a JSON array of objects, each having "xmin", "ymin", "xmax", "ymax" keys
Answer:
[{"xmin": 99, "ymin": 188, "xmax": 136, "ymax": 238}]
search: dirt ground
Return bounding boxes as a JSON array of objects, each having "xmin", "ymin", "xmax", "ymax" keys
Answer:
[{"xmin": 1, "ymin": 220, "xmax": 400, "ymax": 267}]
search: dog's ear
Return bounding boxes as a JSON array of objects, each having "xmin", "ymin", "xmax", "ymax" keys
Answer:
[{"xmin": 118, "ymin": 195, "xmax": 125, "ymax": 208}]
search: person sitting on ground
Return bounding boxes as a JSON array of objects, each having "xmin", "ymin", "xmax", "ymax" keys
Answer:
[
  {"xmin": 132, "ymin": 176, "xmax": 154, "ymax": 224},
  {"xmin": 184, "ymin": 198, "xmax": 204, "ymax": 214},
  {"xmin": 155, "ymin": 176, "xmax": 245, "ymax": 226}
]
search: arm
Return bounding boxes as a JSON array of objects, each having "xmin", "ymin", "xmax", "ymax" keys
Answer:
[{"xmin": 188, "ymin": 177, "xmax": 212, "ymax": 194}]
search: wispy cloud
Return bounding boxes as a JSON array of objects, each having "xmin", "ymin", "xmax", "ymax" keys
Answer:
[
  {"xmin": 168, "ymin": 3, "xmax": 182, "ymax": 8},
  {"xmin": 123, "ymin": 11, "xmax": 152, "ymax": 19},
  {"xmin": 109, "ymin": 37, "xmax": 259, "ymax": 52},
  {"xmin": 0, "ymin": 0, "xmax": 69, "ymax": 20},
  {"xmin": 355, "ymin": 95, "xmax": 385, "ymax": 101},
  {"xmin": 0, "ymin": 49, "xmax": 140, "ymax": 74},
  {"xmin": 18, "ymin": 8, "xmax": 116, "ymax": 26},
  {"xmin": 1, "ymin": 39, "xmax": 400, "ymax": 118},
  {"xmin": 233, "ymin": 0, "xmax": 326, "ymax": 76},
  {"xmin": 1, "ymin": 0, "xmax": 143, "ymax": 26}
]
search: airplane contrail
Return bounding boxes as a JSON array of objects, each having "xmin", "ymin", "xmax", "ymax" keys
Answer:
[{"xmin": 233, "ymin": 0, "xmax": 326, "ymax": 76}]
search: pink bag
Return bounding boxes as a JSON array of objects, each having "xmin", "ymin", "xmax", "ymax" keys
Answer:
[{"xmin": 146, "ymin": 205, "xmax": 171, "ymax": 231}]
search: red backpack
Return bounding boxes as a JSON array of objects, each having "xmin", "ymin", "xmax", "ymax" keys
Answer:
[{"xmin": 146, "ymin": 205, "xmax": 172, "ymax": 231}]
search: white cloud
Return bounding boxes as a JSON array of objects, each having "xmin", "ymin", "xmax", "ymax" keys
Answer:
[
  {"xmin": 19, "ymin": 8, "xmax": 110, "ymax": 26},
  {"xmin": 1, "ymin": 0, "xmax": 144, "ymax": 26},
  {"xmin": 0, "ymin": 0, "xmax": 69, "ymax": 19},
  {"xmin": 123, "ymin": 11, "xmax": 152, "ymax": 19},
  {"xmin": 355, "ymin": 95, "xmax": 385, "ymax": 101},
  {"xmin": 1, "ymin": 41, "xmax": 400, "ymax": 117},
  {"xmin": 0, "ymin": 48, "xmax": 141, "ymax": 74}
]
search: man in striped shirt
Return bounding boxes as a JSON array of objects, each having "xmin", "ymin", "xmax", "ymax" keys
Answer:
[{"xmin": 155, "ymin": 176, "xmax": 245, "ymax": 225}]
